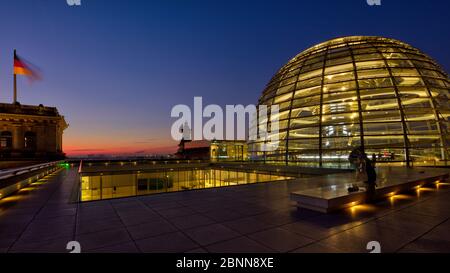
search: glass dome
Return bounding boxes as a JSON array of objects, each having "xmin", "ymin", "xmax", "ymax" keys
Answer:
[{"xmin": 250, "ymin": 36, "xmax": 450, "ymax": 167}]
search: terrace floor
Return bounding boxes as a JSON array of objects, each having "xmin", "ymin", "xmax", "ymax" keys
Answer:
[{"xmin": 0, "ymin": 167, "xmax": 449, "ymax": 253}]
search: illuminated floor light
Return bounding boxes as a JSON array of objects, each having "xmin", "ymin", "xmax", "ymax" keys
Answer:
[
  {"xmin": 390, "ymin": 194, "xmax": 413, "ymax": 200},
  {"xmin": 18, "ymin": 187, "xmax": 38, "ymax": 193},
  {"xmin": 417, "ymin": 187, "xmax": 434, "ymax": 192},
  {"xmin": 414, "ymin": 186, "xmax": 436, "ymax": 197},
  {"xmin": 349, "ymin": 201, "xmax": 359, "ymax": 213},
  {"xmin": 349, "ymin": 203, "xmax": 377, "ymax": 216},
  {"xmin": 389, "ymin": 194, "xmax": 415, "ymax": 205},
  {"xmin": 0, "ymin": 195, "xmax": 23, "ymax": 204}
]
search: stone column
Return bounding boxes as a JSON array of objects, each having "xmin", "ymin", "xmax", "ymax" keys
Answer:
[
  {"xmin": 36, "ymin": 126, "xmax": 46, "ymax": 154},
  {"xmin": 12, "ymin": 125, "xmax": 23, "ymax": 157}
]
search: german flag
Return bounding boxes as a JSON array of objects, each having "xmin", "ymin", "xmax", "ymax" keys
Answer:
[{"xmin": 14, "ymin": 51, "xmax": 40, "ymax": 80}]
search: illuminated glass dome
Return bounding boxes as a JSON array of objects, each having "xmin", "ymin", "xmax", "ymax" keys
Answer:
[{"xmin": 250, "ymin": 36, "xmax": 450, "ymax": 166}]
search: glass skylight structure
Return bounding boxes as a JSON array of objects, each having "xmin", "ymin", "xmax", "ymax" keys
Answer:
[{"xmin": 249, "ymin": 36, "xmax": 450, "ymax": 167}]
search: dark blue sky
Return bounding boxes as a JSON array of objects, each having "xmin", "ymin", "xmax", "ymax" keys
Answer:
[{"xmin": 0, "ymin": 0, "xmax": 448, "ymax": 154}]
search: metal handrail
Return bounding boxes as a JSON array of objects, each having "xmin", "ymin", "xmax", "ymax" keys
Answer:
[
  {"xmin": 78, "ymin": 160, "xmax": 83, "ymax": 173},
  {"xmin": 0, "ymin": 160, "xmax": 64, "ymax": 180}
]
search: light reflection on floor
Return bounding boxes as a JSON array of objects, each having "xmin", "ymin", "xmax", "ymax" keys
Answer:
[
  {"xmin": 343, "ymin": 183, "xmax": 450, "ymax": 219},
  {"xmin": 0, "ymin": 169, "xmax": 62, "ymax": 212}
]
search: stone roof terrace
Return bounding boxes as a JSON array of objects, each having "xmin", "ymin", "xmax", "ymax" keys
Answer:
[{"xmin": 0, "ymin": 166, "xmax": 449, "ymax": 253}]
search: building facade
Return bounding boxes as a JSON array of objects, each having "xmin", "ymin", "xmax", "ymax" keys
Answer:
[
  {"xmin": 249, "ymin": 36, "xmax": 450, "ymax": 167},
  {"xmin": 176, "ymin": 139, "xmax": 248, "ymax": 161},
  {"xmin": 0, "ymin": 103, "xmax": 68, "ymax": 159}
]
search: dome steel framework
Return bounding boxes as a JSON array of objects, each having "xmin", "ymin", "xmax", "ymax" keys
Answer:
[{"xmin": 250, "ymin": 36, "xmax": 450, "ymax": 166}]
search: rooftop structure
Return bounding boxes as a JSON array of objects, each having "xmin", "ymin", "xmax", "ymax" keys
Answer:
[
  {"xmin": 0, "ymin": 103, "xmax": 68, "ymax": 160},
  {"xmin": 249, "ymin": 36, "xmax": 450, "ymax": 167}
]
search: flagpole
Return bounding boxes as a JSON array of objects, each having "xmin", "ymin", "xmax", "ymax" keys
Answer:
[{"xmin": 13, "ymin": 49, "xmax": 17, "ymax": 104}]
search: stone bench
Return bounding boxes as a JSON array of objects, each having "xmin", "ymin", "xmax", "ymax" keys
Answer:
[{"xmin": 290, "ymin": 168, "xmax": 449, "ymax": 213}]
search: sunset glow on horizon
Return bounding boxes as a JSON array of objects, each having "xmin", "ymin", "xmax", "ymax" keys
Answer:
[
  {"xmin": 64, "ymin": 145, "xmax": 178, "ymax": 157},
  {"xmin": 63, "ymin": 127, "xmax": 178, "ymax": 156}
]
